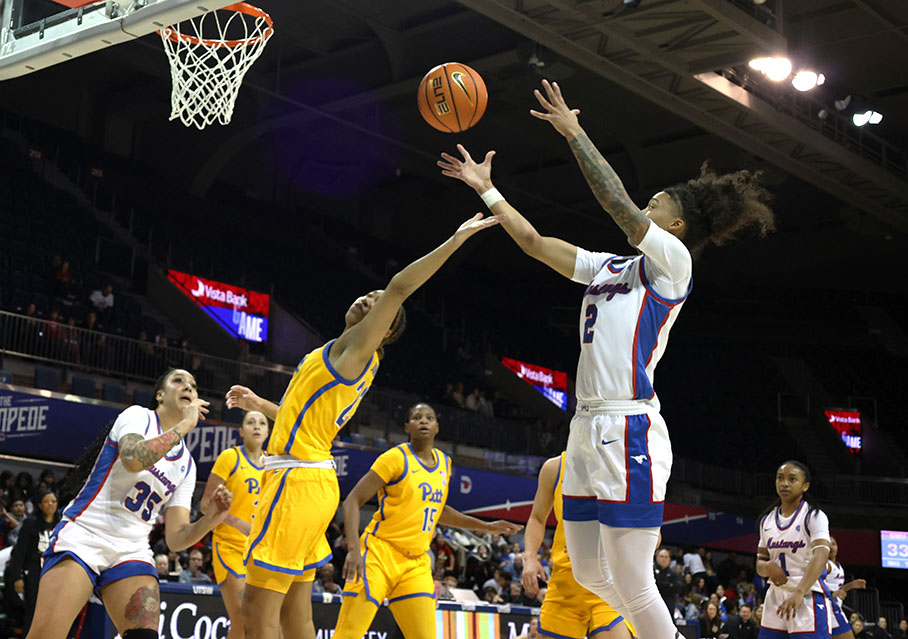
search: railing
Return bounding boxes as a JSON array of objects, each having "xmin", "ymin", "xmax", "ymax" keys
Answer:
[{"xmin": 0, "ymin": 310, "xmax": 293, "ymax": 401}]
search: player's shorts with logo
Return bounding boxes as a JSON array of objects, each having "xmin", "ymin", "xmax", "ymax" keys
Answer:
[
  {"xmin": 540, "ymin": 568, "xmax": 634, "ymax": 638},
  {"xmin": 563, "ymin": 400, "xmax": 671, "ymax": 528},
  {"xmin": 759, "ymin": 587, "xmax": 833, "ymax": 639},
  {"xmin": 42, "ymin": 519, "xmax": 157, "ymax": 590},
  {"xmin": 244, "ymin": 466, "xmax": 338, "ymax": 593},
  {"xmin": 341, "ymin": 533, "xmax": 434, "ymax": 606}
]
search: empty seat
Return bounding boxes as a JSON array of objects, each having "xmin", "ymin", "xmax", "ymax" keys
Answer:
[
  {"xmin": 70, "ymin": 375, "xmax": 96, "ymax": 399},
  {"xmin": 373, "ymin": 437, "xmax": 389, "ymax": 450},
  {"xmin": 102, "ymin": 381, "xmax": 126, "ymax": 404},
  {"xmin": 0, "ymin": 369, "xmax": 12, "ymax": 384},
  {"xmin": 133, "ymin": 387, "xmax": 155, "ymax": 408},
  {"xmin": 349, "ymin": 433, "xmax": 367, "ymax": 446},
  {"xmin": 34, "ymin": 365, "xmax": 62, "ymax": 392}
]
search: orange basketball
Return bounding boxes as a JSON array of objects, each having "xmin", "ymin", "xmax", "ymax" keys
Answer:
[{"xmin": 417, "ymin": 63, "xmax": 488, "ymax": 133}]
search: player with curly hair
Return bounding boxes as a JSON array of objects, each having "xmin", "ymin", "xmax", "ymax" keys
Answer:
[{"xmin": 439, "ymin": 79, "xmax": 774, "ymax": 639}]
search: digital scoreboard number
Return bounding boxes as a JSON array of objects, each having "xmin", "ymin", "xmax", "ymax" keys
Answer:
[{"xmin": 881, "ymin": 530, "xmax": 908, "ymax": 569}]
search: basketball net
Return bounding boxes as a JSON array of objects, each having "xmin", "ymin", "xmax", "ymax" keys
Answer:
[{"xmin": 158, "ymin": 3, "xmax": 273, "ymax": 130}]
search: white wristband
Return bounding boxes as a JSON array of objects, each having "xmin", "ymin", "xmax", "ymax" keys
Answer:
[{"xmin": 480, "ymin": 187, "xmax": 505, "ymax": 209}]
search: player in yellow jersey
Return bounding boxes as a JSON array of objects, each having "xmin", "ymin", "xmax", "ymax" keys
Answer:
[
  {"xmin": 200, "ymin": 410, "xmax": 269, "ymax": 639},
  {"xmin": 334, "ymin": 402, "xmax": 522, "ymax": 639},
  {"xmin": 224, "ymin": 212, "xmax": 502, "ymax": 639},
  {"xmin": 522, "ymin": 453, "xmax": 634, "ymax": 639}
]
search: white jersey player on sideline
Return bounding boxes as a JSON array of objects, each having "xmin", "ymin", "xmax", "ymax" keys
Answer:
[
  {"xmin": 29, "ymin": 368, "xmax": 233, "ymax": 639},
  {"xmin": 825, "ymin": 536, "xmax": 866, "ymax": 639},
  {"xmin": 440, "ymin": 78, "xmax": 774, "ymax": 639},
  {"xmin": 757, "ymin": 461, "xmax": 834, "ymax": 639}
]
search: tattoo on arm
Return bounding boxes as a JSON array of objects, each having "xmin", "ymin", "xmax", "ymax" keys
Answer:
[
  {"xmin": 124, "ymin": 584, "xmax": 160, "ymax": 629},
  {"xmin": 567, "ymin": 133, "xmax": 648, "ymax": 244},
  {"xmin": 119, "ymin": 430, "xmax": 182, "ymax": 471}
]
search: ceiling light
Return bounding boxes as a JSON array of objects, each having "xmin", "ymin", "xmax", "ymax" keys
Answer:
[
  {"xmin": 748, "ymin": 57, "xmax": 771, "ymax": 71},
  {"xmin": 764, "ymin": 57, "xmax": 792, "ymax": 82},
  {"xmin": 852, "ymin": 110, "xmax": 882, "ymax": 127},
  {"xmin": 834, "ymin": 95, "xmax": 852, "ymax": 111},
  {"xmin": 816, "ymin": 73, "xmax": 825, "ymax": 86},
  {"xmin": 792, "ymin": 71, "xmax": 821, "ymax": 92}
]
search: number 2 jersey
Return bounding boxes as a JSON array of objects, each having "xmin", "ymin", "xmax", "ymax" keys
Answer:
[
  {"xmin": 269, "ymin": 339, "xmax": 379, "ymax": 461},
  {"xmin": 364, "ymin": 443, "xmax": 451, "ymax": 556},
  {"xmin": 60, "ymin": 405, "xmax": 196, "ymax": 550},
  {"xmin": 758, "ymin": 501, "xmax": 831, "ymax": 594},
  {"xmin": 571, "ymin": 221, "xmax": 692, "ymax": 404}
]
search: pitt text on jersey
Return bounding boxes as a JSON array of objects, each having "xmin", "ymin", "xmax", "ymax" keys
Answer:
[{"xmin": 420, "ymin": 482, "xmax": 444, "ymax": 504}]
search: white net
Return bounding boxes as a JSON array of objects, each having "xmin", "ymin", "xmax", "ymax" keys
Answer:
[{"xmin": 159, "ymin": 3, "xmax": 273, "ymax": 130}]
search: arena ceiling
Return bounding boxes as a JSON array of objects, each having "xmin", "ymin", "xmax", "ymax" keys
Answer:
[{"xmin": 3, "ymin": 0, "xmax": 908, "ymax": 297}]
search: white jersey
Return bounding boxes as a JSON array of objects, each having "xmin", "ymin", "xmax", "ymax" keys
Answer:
[
  {"xmin": 572, "ymin": 222, "xmax": 692, "ymax": 403},
  {"xmin": 825, "ymin": 560, "xmax": 845, "ymax": 597},
  {"xmin": 758, "ymin": 501, "xmax": 831, "ymax": 594},
  {"xmin": 61, "ymin": 406, "xmax": 196, "ymax": 550}
]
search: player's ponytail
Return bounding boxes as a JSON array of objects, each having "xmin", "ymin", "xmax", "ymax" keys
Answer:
[
  {"xmin": 377, "ymin": 306, "xmax": 407, "ymax": 360},
  {"xmin": 57, "ymin": 418, "xmax": 117, "ymax": 506},
  {"xmin": 666, "ymin": 162, "xmax": 775, "ymax": 260}
]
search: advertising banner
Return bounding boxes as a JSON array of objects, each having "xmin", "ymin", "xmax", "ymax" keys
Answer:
[
  {"xmin": 824, "ymin": 409, "xmax": 862, "ymax": 454},
  {"xmin": 501, "ymin": 357, "xmax": 568, "ymax": 411},
  {"xmin": 168, "ymin": 269, "xmax": 270, "ymax": 343}
]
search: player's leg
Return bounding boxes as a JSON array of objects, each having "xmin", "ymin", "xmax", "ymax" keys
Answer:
[
  {"xmin": 334, "ymin": 593, "xmax": 382, "ymax": 639},
  {"xmin": 598, "ymin": 525, "xmax": 677, "ymax": 639},
  {"xmin": 243, "ymin": 584, "xmax": 288, "ymax": 639},
  {"xmin": 220, "ymin": 572, "xmax": 247, "ymax": 639},
  {"xmin": 389, "ymin": 595, "xmax": 437, "ymax": 639},
  {"xmin": 27, "ymin": 556, "xmax": 95, "ymax": 639},
  {"xmin": 589, "ymin": 601, "xmax": 634, "ymax": 639},
  {"xmin": 99, "ymin": 574, "xmax": 162, "ymax": 636},
  {"xmin": 279, "ymin": 580, "xmax": 316, "ymax": 639}
]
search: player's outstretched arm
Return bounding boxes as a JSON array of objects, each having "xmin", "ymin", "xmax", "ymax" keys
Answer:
[
  {"xmin": 521, "ymin": 456, "xmax": 559, "ymax": 595},
  {"xmin": 224, "ymin": 385, "xmax": 278, "ymax": 421},
  {"xmin": 437, "ymin": 506, "xmax": 523, "ymax": 536},
  {"xmin": 164, "ymin": 485, "xmax": 233, "ymax": 551},
  {"xmin": 531, "ymin": 80, "xmax": 649, "ymax": 245},
  {"xmin": 332, "ymin": 213, "xmax": 500, "ymax": 378},
  {"xmin": 119, "ymin": 398, "xmax": 208, "ymax": 473},
  {"xmin": 341, "ymin": 470, "xmax": 388, "ymax": 583},
  {"xmin": 439, "ymin": 144, "xmax": 577, "ymax": 279}
]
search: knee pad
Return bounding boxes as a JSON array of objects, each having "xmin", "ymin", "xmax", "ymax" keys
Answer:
[{"xmin": 123, "ymin": 629, "xmax": 159, "ymax": 639}]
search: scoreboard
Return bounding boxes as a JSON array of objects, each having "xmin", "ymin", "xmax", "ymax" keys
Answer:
[{"xmin": 881, "ymin": 530, "xmax": 908, "ymax": 569}]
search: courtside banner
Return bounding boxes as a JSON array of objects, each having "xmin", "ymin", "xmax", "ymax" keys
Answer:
[{"xmin": 167, "ymin": 269, "xmax": 270, "ymax": 343}]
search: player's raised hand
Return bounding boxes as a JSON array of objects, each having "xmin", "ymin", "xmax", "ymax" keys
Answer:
[
  {"xmin": 451, "ymin": 212, "xmax": 501, "ymax": 247},
  {"xmin": 530, "ymin": 80, "xmax": 582, "ymax": 139},
  {"xmin": 225, "ymin": 385, "xmax": 260, "ymax": 412},
  {"xmin": 182, "ymin": 398, "xmax": 209, "ymax": 430},
  {"xmin": 482, "ymin": 520, "xmax": 524, "ymax": 535},
  {"xmin": 521, "ymin": 552, "xmax": 547, "ymax": 595},
  {"xmin": 438, "ymin": 144, "xmax": 495, "ymax": 193},
  {"xmin": 343, "ymin": 549, "xmax": 365, "ymax": 583}
]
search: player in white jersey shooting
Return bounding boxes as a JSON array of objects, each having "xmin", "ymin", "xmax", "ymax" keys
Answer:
[
  {"xmin": 439, "ymin": 78, "xmax": 774, "ymax": 639},
  {"xmin": 825, "ymin": 536, "xmax": 866, "ymax": 639},
  {"xmin": 28, "ymin": 369, "xmax": 233, "ymax": 639},
  {"xmin": 756, "ymin": 461, "xmax": 833, "ymax": 639}
]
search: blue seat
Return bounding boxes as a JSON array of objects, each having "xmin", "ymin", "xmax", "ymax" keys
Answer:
[
  {"xmin": 0, "ymin": 369, "xmax": 12, "ymax": 384},
  {"xmin": 349, "ymin": 433, "xmax": 367, "ymax": 446},
  {"xmin": 373, "ymin": 437, "xmax": 389, "ymax": 450},
  {"xmin": 133, "ymin": 387, "xmax": 155, "ymax": 408},
  {"xmin": 70, "ymin": 375, "xmax": 96, "ymax": 399},
  {"xmin": 102, "ymin": 381, "xmax": 126, "ymax": 404},
  {"xmin": 34, "ymin": 365, "xmax": 62, "ymax": 392}
]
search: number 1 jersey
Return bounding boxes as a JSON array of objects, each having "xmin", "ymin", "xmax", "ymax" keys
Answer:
[{"xmin": 61, "ymin": 405, "xmax": 196, "ymax": 548}]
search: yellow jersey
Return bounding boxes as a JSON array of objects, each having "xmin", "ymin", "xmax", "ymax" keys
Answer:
[
  {"xmin": 552, "ymin": 451, "xmax": 571, "ymax": 572},
  {"xmin": 210, "ymin": 445, "xmax": 265, "ymax": 548},
  {"xmin": 364, "ymin": 443, "xmax": 451, "ymax": 556},
  {"xmin": 269, "ymin": 340, "xmax": 379, "ymax": 461}
]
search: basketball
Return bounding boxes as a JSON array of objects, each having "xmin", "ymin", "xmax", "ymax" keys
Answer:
[{"xmin": 417, "ymin": 62, "xmax": 487, "ymax": 133}]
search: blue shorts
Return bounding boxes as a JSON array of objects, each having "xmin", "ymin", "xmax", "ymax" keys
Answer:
[{"xmin": 829, "ymin": 598, "xmax": 850, "ymax": 636}]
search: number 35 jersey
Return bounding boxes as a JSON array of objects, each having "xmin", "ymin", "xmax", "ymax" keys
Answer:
[
  {"xmin": 571, "ymin": 222, "xmax": 692, "ymax": 404},
  {"xmin": 61, "ymin": 405, "xmax": 196, "ymax": 549},
  {"xmin": 270, "ymin": 339, "xmax": 379, "ymax": 461},
  {"xmin": 364, "ymin": 444, "xmax": 451, "ymax": 556}
]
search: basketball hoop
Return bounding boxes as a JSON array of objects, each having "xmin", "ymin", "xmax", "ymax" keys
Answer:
[{"xmin": 158, "ymin": 3, "xmax": 273, "ymax": 130}]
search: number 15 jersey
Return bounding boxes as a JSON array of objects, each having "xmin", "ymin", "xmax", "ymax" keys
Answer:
[
  {"xmin": 61, "ymin": 405, "xmax": 196, "ymax": 550},
  {"xmin": 364, "ymin": 444, "xmax": 451, "ymax": 556}
]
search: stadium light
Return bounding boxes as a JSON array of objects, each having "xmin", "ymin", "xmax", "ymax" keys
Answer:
[
  {"xmin": 748, "ymin": 56, "xmax": 792, "ymax": 82},
  {"xmin": 852, "ymin": 110, "xmax": 883, "ymax": 127},
  {"xmin": 792, "ymin": 70, "xmax": 825, "ymax": 92}
]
